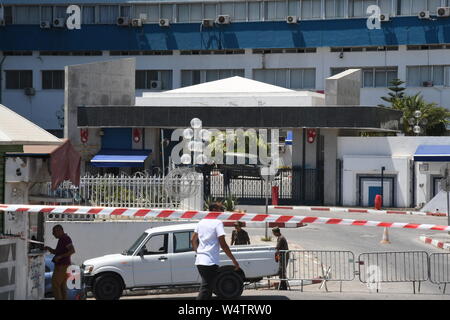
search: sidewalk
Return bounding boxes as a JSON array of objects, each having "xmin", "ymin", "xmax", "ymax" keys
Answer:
[{"xmin": 420, "ymin": 233, "xmax": 450, "ymax": 251}]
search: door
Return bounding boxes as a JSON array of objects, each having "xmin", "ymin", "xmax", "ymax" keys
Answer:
[
  {"xmin": 368, "ymin": 186, "xmax": 382, "ymax": 207},
  {"xmin": 170, "ymin": 231, "xmax": 200, "ymax": 284},
  {"xmin": 132, "ymin": 233, "xmax": 172, "ymax": 287}
]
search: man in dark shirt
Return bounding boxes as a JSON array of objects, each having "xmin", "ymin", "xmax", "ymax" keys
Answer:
[
  {"xmin": 231, "ymin": 221, "xmax": 250, "ymax": 245},
  {"xmin": 272, "ymin": 227, "xmax": 289, "ymax": 290},
  {"xmin": 44, "ymin": 225, "xmax": 75, "ymax": 300}
]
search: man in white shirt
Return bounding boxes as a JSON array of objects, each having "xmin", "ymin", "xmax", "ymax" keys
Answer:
[{"xmin": 191, "ymin": 202, "xmax": 240, "ymax": 300}]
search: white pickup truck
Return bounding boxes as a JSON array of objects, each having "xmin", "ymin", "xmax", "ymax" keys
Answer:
[{"xmin": 82, "ymin": 223, "xmax": 279, "ymax": 300}]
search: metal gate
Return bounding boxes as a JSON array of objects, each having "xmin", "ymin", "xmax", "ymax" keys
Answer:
[
  {"xmin": 429, "ymin": 253, "xmax": 450, "ymax": 293},
  {"xmin": 202, "ymin": 166, "xmax": 323, "ymax": 205},
  {"xmin": 358, "ymin": 251, "xmax": 429, "ymax": 293}
]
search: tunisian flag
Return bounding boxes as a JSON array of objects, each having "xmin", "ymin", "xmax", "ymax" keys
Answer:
[{"xmin": 50, "ymin": 139, "xmax": 81, "ymax": 190}]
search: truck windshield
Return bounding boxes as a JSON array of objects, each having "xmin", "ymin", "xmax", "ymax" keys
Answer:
[{"xmin": 123, "ymin": 232, "xmax": 148, "ymax": 255}]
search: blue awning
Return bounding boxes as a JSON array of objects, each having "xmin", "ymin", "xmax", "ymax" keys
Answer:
[
  {"xmin": 286, "ymin": 131, "xmax": 293, "ymax": 145},
  {"xmin": 90, "ymin": 149, "xmax": 151, "ymax": 168},
  {"xmin": 413, "ymin": 145, "xmax": 450, "ymax": 162}
]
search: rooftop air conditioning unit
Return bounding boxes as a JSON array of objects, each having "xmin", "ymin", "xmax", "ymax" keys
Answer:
[
  {"xmin": 286, "ymin": 16, "xmax": 298, "ymax": 24},
  {"xmin": 150, "ymin": 80, "xmax": 162, "ymax": 90},
  {"xmin": 116, "ymin": 17, "xmax": 129, "ymax": 26},
  {"xmin": 159, "ymin": 18, "xmax": 170, "ymax": 27},
  {"xmin": 24, "ymin": 87, "xmax": 36, "ymax": 96},
  {"xmin": 418, "ymin": 10, "xmax": 430, "ymax": 19},
  {"xmin": 202, "ymin": 19, "xmax": 214, "ymax": 27},
  {"xmin": 131, "ymin": 18, "xmax": 142, "ymax": 27},
  {"xmin": 379, "ymin": 14, "xmax": 390, "ymax": 22},
  {"xmin": 437, "ymin": 7, "xmax": 450, "ymax": 17},
  {"xmin": 40, "ymin": 20, "xmax": 51, "ymax": 29},
  {"xmin": 53, "ymin": 17, "xmax": 65, "ymax": 28},
  {"xmin": 216, "ymin": 15, "xmax": 231, "ymax": 24},
  {"xmin": 422, "ymin": 80, "xmax": 433, "ymax": 87}
]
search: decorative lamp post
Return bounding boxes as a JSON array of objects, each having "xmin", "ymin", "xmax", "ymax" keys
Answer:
[{"xmin": 408, "ymin": 110, "xmax": 427, "ymax": 136}]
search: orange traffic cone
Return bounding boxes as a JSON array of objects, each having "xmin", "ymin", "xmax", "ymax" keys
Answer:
[{"xmin": 380, "ymin": 227, "xmax": 391, "ymax": 244}]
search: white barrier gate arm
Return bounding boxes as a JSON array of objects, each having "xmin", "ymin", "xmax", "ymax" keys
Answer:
[{"xmin": 1, "ymin": 204, "xmax": 450, "ymax": 231}]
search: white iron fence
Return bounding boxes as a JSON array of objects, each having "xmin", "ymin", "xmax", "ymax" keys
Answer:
[{"xmin": 32, "ymin": 173, "xmax": 203, "ymax": 210}]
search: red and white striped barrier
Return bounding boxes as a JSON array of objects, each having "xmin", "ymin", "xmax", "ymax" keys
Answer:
[
  {"xmin": 1, "ymin": 204, "xmax": 450, "ymax": 231},
  {"xmin": 419, "ymin": 236, "xmax": 450, "ymax": 251},
  {"xmin": 269, "ymin": 205, "xmax": 448, "ymax": 217}
]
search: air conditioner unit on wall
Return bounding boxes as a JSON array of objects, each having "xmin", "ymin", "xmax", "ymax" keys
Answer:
[
  {"xmin": 149, "ymin": 80, "xmax": 162, "ymax": 90},
  {"xmin": 24, "ymin": 87, "xmax": 35, "ymax": 96},
  {"xmin": 117, "ymin": 17, "xmax": 129, "ymax": 26},
  {"xmin": 53, "ymin": 17, "xmax": 65, "ymax": 27},
  {"xmin": 40, "ymin": 20, "xmax": 51, "ymax": 29},
  {"xmin": 379, "ymin": 14, "xmax": 390, "ymax": 22},
  {"xmin": 437, "ymin": 7, "xmax": 450, "ymax": 17},
  {"xmin": 202, "ymin": 19, "xmax": 214, "ymax": 27},
  {"xmin": 159, "ymin": 19, "xmax": 170, "ymax": 27},
  {"xmin": 418, "ymin": 10, "xmax": 430, "ymax": 19},
  {"xmin": 286, "ymin": 16, "xmax": 298, "ymax": 24},
  {"xmin": 131, "ymin": 18, "xmax": 142, "ymax": 27},
  {"xmin": 216, "ymin": 15, "xmax": 231, "ymax": 24}
]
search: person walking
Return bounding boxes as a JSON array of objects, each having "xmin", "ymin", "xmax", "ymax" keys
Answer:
[
  {"xmin": 191, "ymin": 202, "xmax": 240, "ymax": 300},
  {"xmin": 44, "ymin": 225, "xmax": 75, "ymax": 300},
  {"xmin": 272, "ymin": 227, "xmax": 289, "ymax": 290},
  {"xmin": 231, "ymin": 221, "xmax": 250, "ymax": 245}
]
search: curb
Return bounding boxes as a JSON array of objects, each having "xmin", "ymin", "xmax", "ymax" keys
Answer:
[
  {"xmin": 419, "ymin": 235, "xmax": 450, "ymax": 251},
  {"xmin": 270, "ymin": 206, "xmax": 448, "ymax": 217}
]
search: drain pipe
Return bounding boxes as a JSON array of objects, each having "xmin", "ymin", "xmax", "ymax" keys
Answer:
[{"xmin": 0, "ymin": 55, "xmax": 6, "ymax": 105}]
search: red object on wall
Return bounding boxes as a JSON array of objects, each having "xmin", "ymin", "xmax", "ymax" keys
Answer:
[
  {"xmin": 80, "ymin": 129, "xmax": 88, "ymax": 143},
  {"xmin": 271, "ymin": 186, "xmax": 279, "ymax": 205},
  {"xmin": 133, "ymin": 128, "xmax": 141, "ymax": 143},
  {"xmin": 307, "ymin": 129, "xmax": 317, "ymax": 143},
  {"xmin": 374, "ymin": 194, "xmax": 382, "ymax": 210}
]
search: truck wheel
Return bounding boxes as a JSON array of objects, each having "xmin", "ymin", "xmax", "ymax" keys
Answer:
[
  {"xmin": 93, "ymin": 274, "xmax": 123, "ymax": 300},
  {"xmin": 214, "ymin": 271, "xmax": 244, "ymax": 299}
]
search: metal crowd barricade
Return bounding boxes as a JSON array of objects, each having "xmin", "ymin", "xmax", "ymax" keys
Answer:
[
  {"xmin": 358, "ymin": 251, "xmax": 429, "ymax": 294},
  {"xmin": 280, "ymin": 250, "xmax": 356, "ymax": 292},
  {"xmin": 429, "ymin": 253, "xmax": 450, "ymax": 293}
]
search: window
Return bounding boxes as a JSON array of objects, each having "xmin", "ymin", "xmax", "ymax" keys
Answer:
[
  {"xmin": 42, "ymin": 70, "xmax": 64, "ymax": 90},
  {"xmin": 120, "ymin": 5, "xmax": 131, "ymax": 18},
  {"xmin": 160, "ymin": 4, "xmax": 173, "ymax": 20},
  {"xmin": 407, "ymin": 65, "xmax": 448, "ymax": 86},
  {"xmin": 134, "ymin": 4, "xmax": 159, "ymax": 22},
  {"xmin": 82, "ymin": 6, "xmax": 96, "ymax": 24},
  {"xmin": 41, "ymin": 6, "xmax": 53, "ymax": 22},
  {"xmin": 14, "ymin": 6, "xmax": 39, "ymax": 24},
  {"xmin": 301, "ymin": 0, "xmax": 322, "ymax": 19},
  {"xmin": 266, "ymin": 1, "xmax": 288, "ymax": 20},
  {"xmin": 349, "ymin": 0, "xmax": 377, "ymax": 17},
  {"xmin": 253, "ymin": 68, "xmax": 316, "ymax": 89},
  {"xmin": 325, "ymin": 0, "xmax": 345, "ymax": 18},
  {"xmin": 5, "ymin": 70, "xmax": 32, "ymax": 89},
  {"xmin": 174, "ymin": 231, "xmax": 194, "ymax": 253},
  {"xmin": 135, "ymin": 70, "xmax": 172, "ymax": 90},
  {"xmin": 249, "ymin": 2, "xmax": 262, "ymax": 21},
  {"xmin": 204, "ymin": 4, "xmax": 217, "ymax": 19},
  {"xmin": 142, "ymin": 234, "xmax": 168, "ymax": 255},
  {"xmin": 99, "ymin": 5, "xmax": 118, "ymax": 24},
  {"xmin": 399, "ymin": 0, "xmax": 427, "ymax": 15},
  {"xmin": 177, "ymin": 4, "xmax": 190, "ymax": 22},
  {"xmin": 181, "ymin": 69, "xmax": 244, "ymax": 87},
  {"xmin": 3, "ymin": 6, "xmax": 12, "ymax": 24},
  {"xmin": 190, "ymin": 3, "xmax": 203, "ymax": 22},
  {"xmin": 54, "ymin": 6, "xmax": 67, "ymax": 19},
  {"xmin": 331, "ymin": 67, "xmax": 397, "ymax": 87}
]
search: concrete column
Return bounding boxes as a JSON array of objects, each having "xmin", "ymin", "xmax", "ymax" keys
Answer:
[
  {"xmin": 64, "ymin": 58, "xmax": 136, "ymax": 172},
  {"xmin": 325, "ymin": 69, "xmax": 361, "ymax": 106},
  {"xmin": 322, "ymin": 129, "xmax": 338, "ymax": 205}
]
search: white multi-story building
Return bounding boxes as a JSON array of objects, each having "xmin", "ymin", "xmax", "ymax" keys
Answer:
[{"xmin": 1, "ymin": 0, "xmax": 450, "ymax": 136}]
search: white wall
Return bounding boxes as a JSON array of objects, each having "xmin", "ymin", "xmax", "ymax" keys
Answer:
[
  {"xmin": 3, "ymin": 45, "xmax": 450, "ymax": 130},
  {"xmin": 338, "ymin": 136, "xmax": 450, "ymax": 208}
]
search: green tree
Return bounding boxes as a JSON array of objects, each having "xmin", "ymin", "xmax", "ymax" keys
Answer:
[{"xmin": 380, "ymin": 79, "xmax": 449, "ymax": 136}]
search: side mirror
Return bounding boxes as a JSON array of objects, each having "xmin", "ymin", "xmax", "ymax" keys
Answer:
[{"xmin": 138, "ymin": 248, "xmax": 145, "ymax": 257}]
